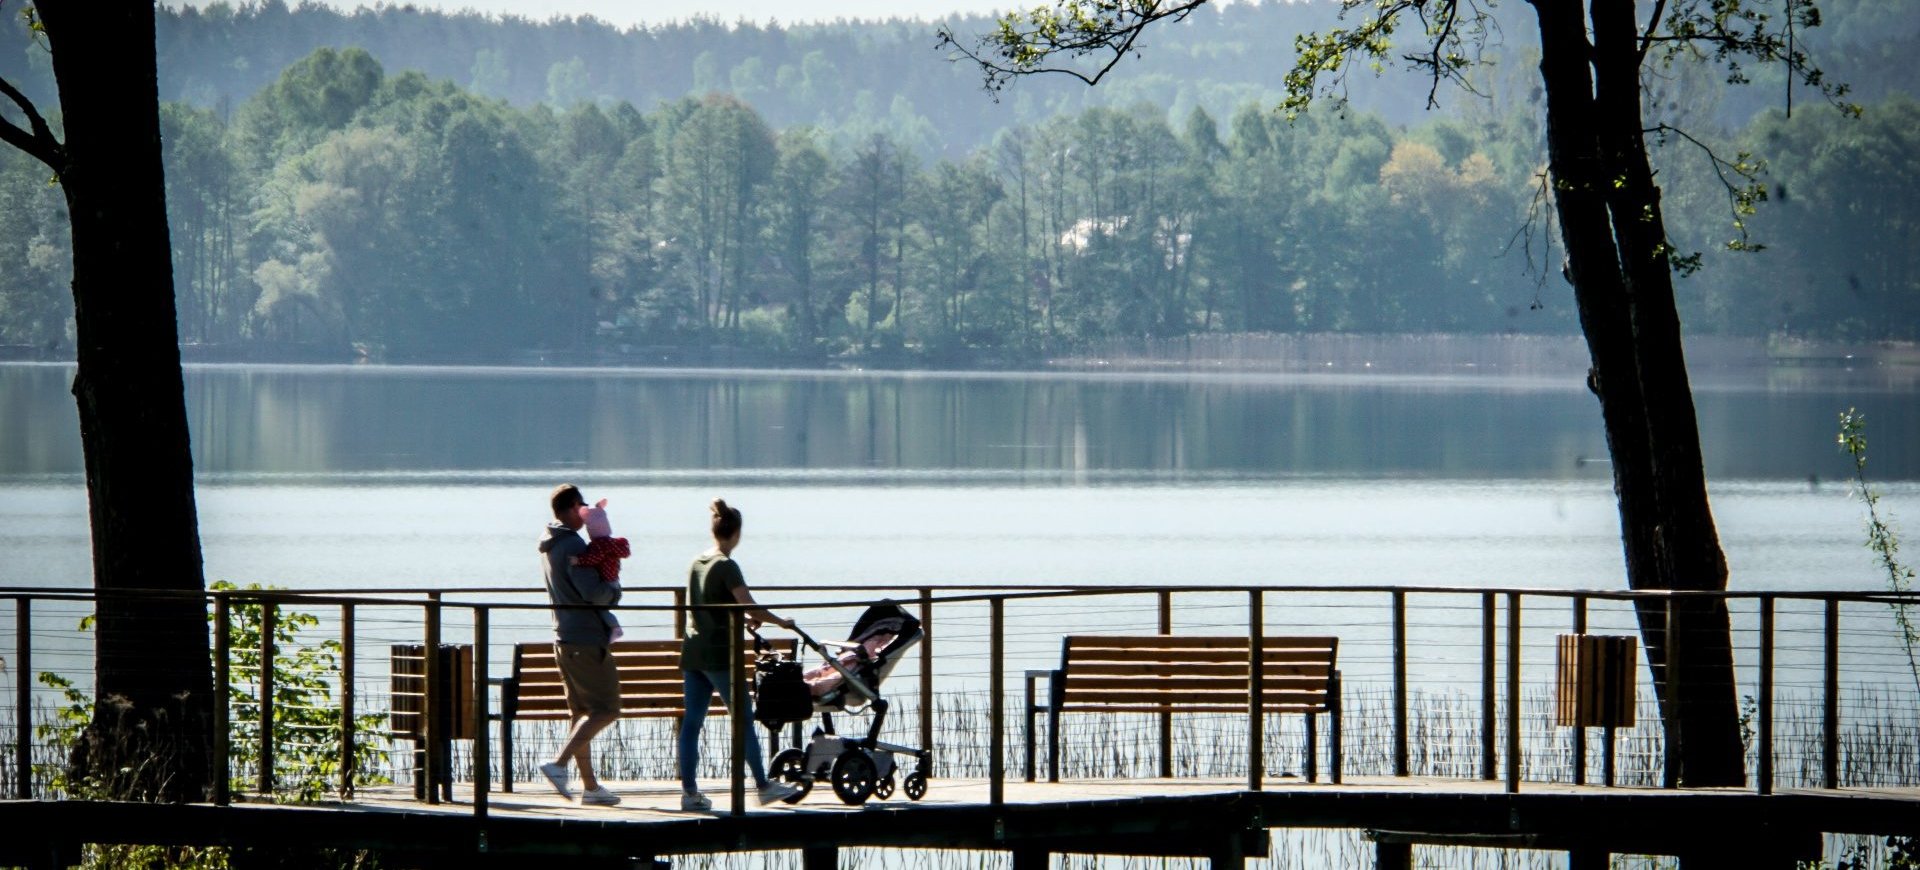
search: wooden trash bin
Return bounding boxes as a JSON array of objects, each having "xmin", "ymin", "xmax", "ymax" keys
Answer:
[
  {"xmin": 1555, "ymin": 634, "xmax": 1634, "ymax": 786},
  {"xmin": 391, "ymin": 644, "xmax": 474, "ymax": 800}
]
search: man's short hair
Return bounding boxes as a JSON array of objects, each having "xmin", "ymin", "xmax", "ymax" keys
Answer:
[{"xmin": 551, "ymin": 484, "xmax": 585, "ymax": 522}]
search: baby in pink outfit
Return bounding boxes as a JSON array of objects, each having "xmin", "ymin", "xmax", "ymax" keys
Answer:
[{"xmin": 573, "ymin": 499, "xmax": 630, "ymax": 641}]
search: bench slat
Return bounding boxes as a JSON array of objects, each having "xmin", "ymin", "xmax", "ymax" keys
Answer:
[
  {"xmin": 1062, "ymin": 690, "xmax": 1331, "ymax": 710},
  {"xmin": 1065, "ymin": 663, "xmax": 1331, "ymax": 678},
  {"xmin": 1067, "ymin": 647, "xmax": 1335, "ymax": 665},
  {"xmin": 1063, "ymin": 676, "xmax": 1334, "ymax": 693},
  {"xmin": 513, "ymin": 665, "xmax": 687, "ymax": 683},
  {"xmin": 1066, "ymin": 635, "xmax": 1336, "ymax": 651},
  {"xmin": 1056, "ymin": 703, "xmax": 1329, "ymax": 714}
]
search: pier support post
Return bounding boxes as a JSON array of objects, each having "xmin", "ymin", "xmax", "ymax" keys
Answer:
[
  {"xmin": 1373, "ymin": 841, "xmax": 1412, "ymax": 870},
  {"xmin": 1010, "ymin": 847, "xmax": 1048, "ymax": 870},
  {"xmin": 1209, "ymin": 834, "xmax": 1247, "ymax": 869},
  {"xmin": 1568, "ymin": 850, "xmax": 1608, "ymax": 870},
  {"xmin": 801, "ymin": 846, "xmax": 838, "ymax": 870}
]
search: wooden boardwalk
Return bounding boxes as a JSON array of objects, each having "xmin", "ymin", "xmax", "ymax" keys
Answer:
[{"xmin": 5, "ymin": 777, "xmax": 1916, "ymax": 868}]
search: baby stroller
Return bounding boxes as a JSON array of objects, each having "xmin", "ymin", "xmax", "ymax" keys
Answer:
[{"xmin": 750, "ymin": 602, "xmax": 931, "ymax": 805}]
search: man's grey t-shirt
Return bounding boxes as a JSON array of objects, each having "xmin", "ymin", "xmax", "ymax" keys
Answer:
[{"xmin": 540, "ymin": 522, "xmax": 621, "ymax": 645}]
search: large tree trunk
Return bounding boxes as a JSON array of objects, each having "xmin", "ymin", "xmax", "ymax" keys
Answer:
[
  {"xmin": 40, "ymin": 0, "xmax": 215, "ymax": 802},
  {"xmin": 1530, "ymin": 0, "xmax": 1745, "ymax": 787}
]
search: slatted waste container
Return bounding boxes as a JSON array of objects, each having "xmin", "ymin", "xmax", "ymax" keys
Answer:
[
  {"xmin": 1555, "ymin": 633, "xmax": 1635, "ymax": 786},
  {"xmin": 391, "ymin": 644, "xmax": 474, "ymax": 800}
]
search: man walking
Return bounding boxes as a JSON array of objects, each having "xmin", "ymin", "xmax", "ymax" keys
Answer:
[{"xmin": 538, "ymin": 483, "xmax": 624, "ymax": 806}]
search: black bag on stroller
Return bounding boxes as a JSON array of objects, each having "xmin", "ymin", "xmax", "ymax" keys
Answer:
[{"xmin": 754, "ymin": 644, "xmax": 812, "ymax": 727}]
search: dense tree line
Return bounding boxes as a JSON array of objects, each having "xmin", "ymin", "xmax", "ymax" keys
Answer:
[{"xmin": 0, "ymin": 39, "xmax": 1915, "ymax": 361}]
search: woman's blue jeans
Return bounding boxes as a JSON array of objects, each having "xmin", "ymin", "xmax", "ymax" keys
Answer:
[{"xmin": 679, "ymin": 668, "xmax": 768, "ymax": 792}]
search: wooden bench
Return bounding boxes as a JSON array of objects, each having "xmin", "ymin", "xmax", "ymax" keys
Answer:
[
  {"xmin": 495, "ymin": 637, "xmax": 794, "ymax": 791},
  {"xmin": 1024, "ymin": 635, "xmax": 1342, "ymax": 784}
]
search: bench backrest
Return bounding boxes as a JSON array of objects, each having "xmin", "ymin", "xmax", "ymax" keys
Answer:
[
  {"xmin": 1056, "ymin": 635, "xmax": 1338, "ymax": 714},
  {"xmin": 507, "ymin": 638, "xmax": 797, "ymax": 720}
]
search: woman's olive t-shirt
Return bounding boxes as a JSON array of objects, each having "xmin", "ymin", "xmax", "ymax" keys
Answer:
[{"xmin": 681, "ymin": 551, "xmax": 744, "ymax": 672}]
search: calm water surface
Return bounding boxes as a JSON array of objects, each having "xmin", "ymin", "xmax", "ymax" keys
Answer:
[
  {"xmin": 3, "ymin": 362, "xmax": 1918, "ymax": 696},
  {"xmin": 2, "ymin": 361, "xmax": 1916, "ymax": 591}
]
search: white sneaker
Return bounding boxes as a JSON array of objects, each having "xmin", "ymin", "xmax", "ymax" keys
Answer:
[
  {"xmin": 680, "ymin": 790, "xmax": 713, "ymax": 811},
  {"xmin": 757, "ymin": 781, "xmax": 801, "ymax": 805},
  {"xmin": 537, "ymin": 761, "xmax": 572, "ymax": 799},
  {"xmin": 580, "ymin": 785, "xmax": 621, "ymax": 806}
]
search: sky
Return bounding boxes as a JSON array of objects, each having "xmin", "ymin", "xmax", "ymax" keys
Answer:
[{"xmin": 180, "ymin": 0, "xmax": 1027, "ymax": 28}]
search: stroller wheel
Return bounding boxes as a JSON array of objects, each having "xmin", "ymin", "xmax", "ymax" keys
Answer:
[
  {"xmin": 902, "ymin": 770, "xmax": 928, "ymax": 801},
  {"xmin": 830, "ymin": 750, "xmax": 877, "ymax": 805},
  {"xmin": 770, "ymin": 749, "xmax": 813, "ymax": 804},
  {"xmin": 874, "ymin": 773, "xmax": 896, "ymax": 800}
]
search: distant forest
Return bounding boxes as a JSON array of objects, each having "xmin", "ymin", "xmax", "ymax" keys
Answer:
[{"xmin": 0, "ymin": 0, "xmax": 1916, "ymax": 363}]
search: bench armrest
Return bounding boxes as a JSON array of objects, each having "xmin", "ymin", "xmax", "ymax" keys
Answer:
[
  {"xmin": 1024, "ymin": 669, "xmax": 1057, "ymax": 712},
  {"xmin": 495, "ymin": 677, "xmax": 520, "ymax": 720}
]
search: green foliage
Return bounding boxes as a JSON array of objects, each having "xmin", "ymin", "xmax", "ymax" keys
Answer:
[
  {"xmin": 34, "ymin": 586, "xmax": 385, "ymax": 805},
  {"xmin": 31, "ymin": 669, "xmax": 93, "ymax": 796},
  {"xmin": 1836, "ymin": 410, "xmax": 1920, "ymax": 698},
  {"xmin": 7, "ymin": 12, "xmax": 1920, "ymax": 360},
  {"xmin": 211, "ymin": 581, "xmax": 388, "ymax": 803}
]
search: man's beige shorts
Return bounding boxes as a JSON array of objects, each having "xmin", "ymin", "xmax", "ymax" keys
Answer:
[{"xmin": 555, "ymin": 643, "xmax": 624, "ymax": 716}]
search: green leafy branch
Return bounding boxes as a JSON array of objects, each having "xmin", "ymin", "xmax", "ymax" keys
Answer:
[
  {"xmin": 1837, "ymin": 408, "xmax": 1920, "ymax": 699},
  {"xmin": 1646, "ymin": 0, "xmax": 1861, "ymax": 118},
  {"xmin": 1644, "ymin": 123, "xmax": 1769, "ymax": 276},
  {"xmin": 212, "ymin": 581, "xmax": 389, "ymax": 804},
  {"xmin": 33, "ymin": 585, "xmax": 387, "ymax": 805},
  {"xmin": 937, "ymin": 0, "xmax": 1208, "ymax": 94}
]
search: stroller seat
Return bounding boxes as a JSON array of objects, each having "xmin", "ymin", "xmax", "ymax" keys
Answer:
[{"xmin": 804, "ymin": 604, "xmax": 921, "ymax": 710}]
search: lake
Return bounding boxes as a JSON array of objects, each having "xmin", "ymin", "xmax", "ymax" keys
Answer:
[
  {"xmin": 3, "ymin": 360, "xmax": 1918, "ymax": 695},
  {"xmin": 3, "ymin": 360, "xmax": 1916, "ymax": 591}
]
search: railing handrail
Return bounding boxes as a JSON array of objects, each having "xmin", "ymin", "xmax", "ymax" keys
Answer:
[{"xmin": 9, "ymin": 584, "xmax": 1920, "ymax": 610}]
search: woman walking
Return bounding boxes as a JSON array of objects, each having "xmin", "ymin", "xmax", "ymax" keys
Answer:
[{"xmin": 678, "ymin": 498, "xmax": 801, "ymax": 810}]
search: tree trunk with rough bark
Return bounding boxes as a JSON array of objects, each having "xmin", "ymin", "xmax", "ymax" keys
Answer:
[
  {"xmin": 38, "ymin": 0, "xmax": 215, "ymax": 802},
  {"xmin": 1531, "ymin": 0, "xmax": 1745, "ymax": 787}
]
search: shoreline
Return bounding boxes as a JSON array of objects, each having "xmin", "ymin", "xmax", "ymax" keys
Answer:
[{"xmin": 3, "ymin": 332, "xmax": 1917, "ymax": 379}]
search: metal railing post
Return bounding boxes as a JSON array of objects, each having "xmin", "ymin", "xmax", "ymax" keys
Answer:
[
  {"xmin": 1481, "ymin": 591, "xmax": 1496, "ymax": 782},
  {"xmin": 1571, "ymin": 595, "xmax": 1587, "ymax": 786},
  {"xmin": 1823, "ymin": 597, "xmax": 1840, "ymax": 790},
  {"xmin": 1758, "ymin": 595, "xmax": 1774, "ymax": 796},
  {"xmin": 1392, "ymin": 589, "xmax": 1408, "ymax": 777},
  {"xmin": 14, "ymin": 597, "xmax": 29, "ymax": 799},
  {"xmin": 1505, "ymin": 592, "xmax": 1521, "ymax": 794},
  {"xmin": 920, "ymin": 587, "xmax": 934, "ymax": 777},
  {"xmin": 673, "ymin": 588, "xmax": 687, "ymax": 760},
  {"xmin": 1662, "ymin": 597, "xmax": 1680, "ymax": 790},
  {"xmin": 213, "ymin": 593, "xmax": 229, "ymax": 806},
  {"xmin": 340, "ymin": 602, "xmax": 355, "ymax": 800},
  {"xmin": 1159, "ymin": 589, "xmax": 1173, "ymax": 779},
  {"xmin": 424, "ymin": 593, "xmax": 442, "ymax": 804},
  {"xmin": 730, "ymin": 608, "xmax": 748, "ymax": 816},
  {"xmin": 259, "ymin": 598, "xmax": 277, "ymax": 798},
  {"xmin": 1249, "ymin": 589, "xmax": 1264, "ymax": 792},
  {"xmin": 990, "ymin": 597, "xmax": 1005, "ymax": 808},
  {"xmin": 473, "ymin": 606, "xmax": 489, "ymax": 820}
]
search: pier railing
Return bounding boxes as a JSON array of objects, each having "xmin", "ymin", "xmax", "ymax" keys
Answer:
[{"xmin": 4, "ymin": 584, "xmax": 1917, "ymax": 818}]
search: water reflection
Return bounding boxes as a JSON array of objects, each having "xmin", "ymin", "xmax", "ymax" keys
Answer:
[{"xmin": 1, "ymin": 363, "xmax": 1915, "ymax": 481}]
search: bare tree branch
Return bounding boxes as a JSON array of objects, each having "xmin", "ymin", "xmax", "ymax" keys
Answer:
[
  {"xmin": 1637, "ymin": 0, "xmax": 1669, "ymax": 64},
  {"xmin": 1501, "ymin": 169, "xmax": 1556, "ymax": 303},
  {"xmin": 0, "ymin": 73, "xmax": 62, "ymax": 170}
]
